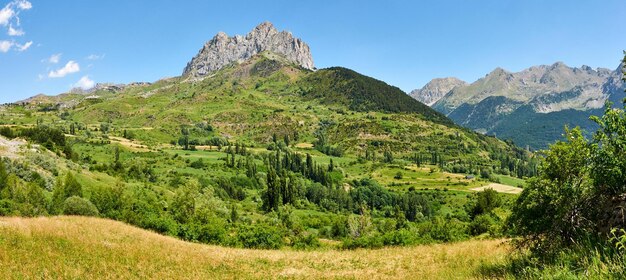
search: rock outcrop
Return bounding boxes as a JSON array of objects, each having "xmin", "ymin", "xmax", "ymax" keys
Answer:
[{"xmin": 183, "ymin": 22, "xmax": 314, "ymax": 77}]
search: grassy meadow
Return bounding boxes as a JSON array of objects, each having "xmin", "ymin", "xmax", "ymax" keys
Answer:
[{"xmin": 0, "ymin": 216, "xmax": 511, "ymax": 279}]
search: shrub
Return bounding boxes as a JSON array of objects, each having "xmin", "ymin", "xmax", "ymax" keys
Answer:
[
  {"xmin": 142, "ymin": 213, "xmax": 179, "ymax": 236},
  {"xmin": 0, "ymin": 199, "xmax": 17, "ymax": 216},
  {"xmin": 62, "ymin": 196, "xmax": 99, "ymax": 216},
  {"xmin": 236, "ymin": 224, "xmax": 284, "ymax": 249},
  {"xmin": 184, "ymin": 218, "xmax": 227, "ymax": 244},
  {"xmin": 469, "ymin": 214, "xmax": 496, "ymax": 236},
  {"xmin": 382, "ymin": 228, "xmax": 419, "ymax": 246},
  {"xmin": 468, "ymin": 188, "xmax": 501, "ymax": 217},
  {"xmin": 292, "ymin": 232, "xmax": 321, "ymax": 250}
]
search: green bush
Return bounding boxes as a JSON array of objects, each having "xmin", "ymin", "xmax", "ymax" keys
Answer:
[
  {"xmin": 235, "ymin": 223, "xmax": 284, "ymax": 249},
  {"xmin": 184, "ymin": 218, "xmax": 227, "ymax": 244},
  {"xmin": 382, "ymin": 228, "xmax": 419, "ymax": 246},
  {"xmin": 342, "ymin": 233, "xmax": 384, "ymax": 249},
  {"xmin": 0, "ymin": 199, "xmax": 17, "ymax": 216},
  {"xmin": 137, "ymin": 213, "xmax": 179, "ymax": 236},
  {"xmin": 469, "ymin": 214, "xmax": 496, "ymax": 236},
  {"xmin": 62, "ymin": 196, "xmax": 99, "ymax": 216},
  {"xmin": 292, "ymin": 232, "xmax": 321, "ymax": 250}
]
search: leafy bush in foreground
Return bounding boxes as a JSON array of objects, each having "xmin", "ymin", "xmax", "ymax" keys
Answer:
[{"xmin": 63, "ymin": 196, "xmax": 99, "ymax": 216}]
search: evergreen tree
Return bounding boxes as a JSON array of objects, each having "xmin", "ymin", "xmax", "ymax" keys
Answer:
[
  {"xmin": 230, "ymin": 204, "xmax": 239, "ymax": 223},
  {"xmin": 265, "ymin": 167, "xmax": 280, "ymax": 211},
  {"xmin": 280, "ymin": 170, "xmax": 288, "ymax": 205},
  {"xmin": 0, "ymin": 159, "xmax": 7, "ymax": 194},
  {"xmin": 383, "ymin": 149, "xmax": 394, "ymax": 163},
  {"xmin": 285, "ymin": 174, "xmax": 295, "ymax": 205},
  {"xmin": 64, "ymin": 173, "xmax": 83, "ymax": 198},
  {"xmin": 306, "ymin": 153, "xmax": 314, "ymax": 177}
]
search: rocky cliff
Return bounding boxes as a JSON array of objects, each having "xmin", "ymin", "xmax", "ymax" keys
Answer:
[{"xmin": 183, "ymin": 22, "xmax": 314, "ymax": 77}]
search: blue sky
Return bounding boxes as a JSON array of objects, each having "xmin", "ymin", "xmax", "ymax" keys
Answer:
[{"xmin": 1, "ymin": 0, "xmax": 625, "ymax": 104}]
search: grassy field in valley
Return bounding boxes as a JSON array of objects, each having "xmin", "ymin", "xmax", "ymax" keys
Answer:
[{"xmin": 0, "ymin": 216, "xmax": 510, "ymax": 279}]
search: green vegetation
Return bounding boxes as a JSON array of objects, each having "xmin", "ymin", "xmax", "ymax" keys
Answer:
[
  {"xmin": 17, "ymin": 51, "xmax": 620, "ymax": 279},
  {"xmin": 0, "ymin": 54, "xmax": 532, "ymax": 251},
  {"xmin": 484, "ymin": 56, "xmax": 626, "ymax": 278}
]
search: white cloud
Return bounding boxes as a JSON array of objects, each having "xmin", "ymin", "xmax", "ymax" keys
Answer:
[
  {"xmin": 8, "ymin": 24, "xmax": 23, "ymax": 36},
  {"xmin": 0, "ymin": 6, "xmax": 14, "ymax": 26},
  {"xmin": 86, "ymin": 54, "xmax": 105, "ymax": 60},
  {"xmin": 0, "ymin": 1, "xmax": 30, "ymax": 25},
  {"xmin": 16, "ymin": 40, "xmax": 31, "ymax": 51},
  {"xmin": 0, "ymin": 40, "xmax": 12, "ymax": 52},
  {"xmin": 48, "ymin": 61, "xmax": 80, "ymax": 78},
  {"xmin": 73, "ymin": 75, "xmax": 95, "ymax": 90},
  {"xmin": 16, "ymin": 0, "xmax": 31, "ymax": 10},
  {"xmin": 46, "ymin": 53, "xmax": 61, "ymax": 63},
  {"xmin": 0, "ymin": 1, "xmax": 32, "ymax": 41}
]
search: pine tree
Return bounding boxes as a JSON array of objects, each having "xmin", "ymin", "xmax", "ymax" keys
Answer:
[
  {"xmin": 306, "ymin": 153, "xmax": 313, "ymax": 177},
  {"xmin": 50, "ymin": 176, "xmax": 65, "ymax": 214},
  {"xmin": 64, "ymin": 172, "xmax": 83, "ymax": 198},
  {"xmin": 280, "ymin": 170, "xmax": 288, "ymax": 205},
  {"xmin": 230, "ymin": 204, "xmax": 239, "ymax": 223},
  {"xmin": 285, "ymin": 174, "xmax": 295, "ymax": 205},
  {"xmin": 284, "ymin": 135, "xmax": 290, "ymax": 146},
  {"xmin": 383, "ymin": 149, "xmax": 394, "ymax": 163},
  {"xmin": 265, "ymin": 167, "xmax": 280, "ymax": 211}
]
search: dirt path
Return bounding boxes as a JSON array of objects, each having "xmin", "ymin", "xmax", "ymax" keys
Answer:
[
  {"xmin": 471, "ymin": 183, "xmax": 523, "ymax": 194},
  {"xmin": 108, "ymin": 136, "xmax": 151, "ymax": 152},
  {"xmin": 0, "ymin": 136, "xmax": 26, "ymax": 159}
]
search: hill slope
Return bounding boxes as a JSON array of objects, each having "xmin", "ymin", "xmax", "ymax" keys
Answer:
[{"xmin": 0, "ymin": 216, "xmax": 509, "ymax": 279}]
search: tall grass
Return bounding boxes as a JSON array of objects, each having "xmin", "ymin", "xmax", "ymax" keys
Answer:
[{"xmin": 0, "ymin": 216, "xmax": 510, "ymax": 279}]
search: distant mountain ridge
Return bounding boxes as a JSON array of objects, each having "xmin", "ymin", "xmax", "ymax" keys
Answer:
[
  {"xmin": 183, "ymin": 22, "xmax": 314, "ymax": 77},
  {"xmin": 411, "ymin": 62, "xmax": 625, "ymax": 149},
  {"xmin": 409, "ymin": 77, "xmax": 467, "ymax": 106}
]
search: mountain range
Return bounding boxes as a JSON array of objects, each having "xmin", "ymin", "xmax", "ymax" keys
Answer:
[{"xmin": 411, "ymin": 62, "xmax": 625, "ymax": 149}]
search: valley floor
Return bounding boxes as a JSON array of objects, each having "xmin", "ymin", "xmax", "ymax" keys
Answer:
[{"xmin": 0, "ymin": 216, "xmax": 510, "ymax": 279}]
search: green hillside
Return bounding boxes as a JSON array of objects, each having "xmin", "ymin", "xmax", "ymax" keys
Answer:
[
  {"xmin": 0, "ymin": 52, "xmax": 536, "ymax": 255},
  {"xmin": 0, "ymin": 50, "xmax": 624, "ymax": 280}
]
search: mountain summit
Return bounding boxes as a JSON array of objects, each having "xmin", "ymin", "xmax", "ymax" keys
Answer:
[
  {"xmin": 183, "ymin": 22, "xmax": 314, "ymax": 77},
  {"xmin": 410, "ymin": 77, "xmax": 467, "ymax": 106}
]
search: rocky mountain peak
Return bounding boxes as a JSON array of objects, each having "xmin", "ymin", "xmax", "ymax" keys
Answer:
[
  {"xmin": 409, "ymin": 77, "xmax": 467, "ymax": 106},
  {"xmin": 550, "ymin": 61, "xmax": 567, "ymax": 69},
  {"xmin": 183, "ymin": 22, "xmax": 314, "ymax": 77}
]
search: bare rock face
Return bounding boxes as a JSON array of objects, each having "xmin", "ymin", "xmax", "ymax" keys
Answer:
[
  {"xmin": 409, "ymin": 77, "xmax": 467, "ymax": 106},
  {"xmin": 183, "ymin": 22, "xmax": 314, "ymax": 77}
]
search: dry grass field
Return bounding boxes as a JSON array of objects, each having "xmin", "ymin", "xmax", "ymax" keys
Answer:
[
  {"xmin": 0, "ymin": 216, "xmax": 510, "ymax": 279},
  {"xmin": 471, "ymin": 183, "xmax": 523, "ymax": 194}
]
